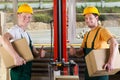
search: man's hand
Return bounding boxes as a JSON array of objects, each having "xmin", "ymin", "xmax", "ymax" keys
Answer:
[
  {"xmin": 32, "ymin": 46, "xmax": 46, "ymax": 58},
  {"xmin": 103, "ymin": 62, "xmax": 113, "ymax": 72},
  {"xmin": 69, "ymin": 46, "xmax": 76, "ymax": 56},
  {"xmin": 39, "ymin": 45, "xmax": 46, "ymax": 58},
  {"xmin": 13, "ymin": 54, "xmax": 26, "ymax": 66}
]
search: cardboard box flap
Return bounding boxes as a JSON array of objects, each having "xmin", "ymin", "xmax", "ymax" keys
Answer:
[{"xmin": 12, "ymin": 38, "xmax": 34, "ymax": 61}]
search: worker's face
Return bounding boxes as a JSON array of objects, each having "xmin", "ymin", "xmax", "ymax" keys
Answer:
[
  {"xmin": 84, "ymin": 14, "xmax": 98, "ymax": 29},
  {"xmin": 18, "ymin": 13, "xmax": 32, "ymax": 27}
]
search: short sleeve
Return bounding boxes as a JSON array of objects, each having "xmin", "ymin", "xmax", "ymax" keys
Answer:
[
  {"xmin": 100, "ymin": 28, "xmax": 113, "ymax": 42},
  {"xmin": 8, "ymin": 28, "xmax": 16, "ymax": 38}
]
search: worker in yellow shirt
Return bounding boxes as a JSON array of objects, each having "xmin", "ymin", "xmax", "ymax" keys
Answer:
[{"xmin": 69, "ymin": 6, "xmax": 118, "ymax": 80}]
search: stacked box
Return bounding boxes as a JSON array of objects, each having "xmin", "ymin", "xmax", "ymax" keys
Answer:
[
  {"xmin": 85, "ymin": 49, "xmax": 120, "ymax": 77},
  {"xmin": 0, "ymin": 58, "xmax": 10, "ymax": 80},
  {"xmin": 0, "ymin": 38, "xmax": 34, "ymax": 68}
]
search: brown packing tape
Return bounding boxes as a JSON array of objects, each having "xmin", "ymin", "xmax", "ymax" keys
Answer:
[
  {"xmin": 85, "ymin": 49, "xmax": 120, "ymax": 77},
  {"xmin": 0, "ymin": 38, "xmax": 34, "ymax": 68}
]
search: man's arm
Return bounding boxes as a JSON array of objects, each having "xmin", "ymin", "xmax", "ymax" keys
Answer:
[
  {"xmin": 0, "ymin": 32, "xmax": 26, "ymax": 66},
  {"xmin": 69, "ymin": 46, "xmax": 84, "ymax": 57},
  {"xmin": 103, "ymin": 37, "xmax": 118, "ymax": 72},
  {"xmin": 32, "ymin": 45, "xmax": 46, "ymax": 58}
]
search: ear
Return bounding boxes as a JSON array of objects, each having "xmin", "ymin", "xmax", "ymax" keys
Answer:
[{"xmin": 96, "ymin": 16, "xmax": 99, "ymax": 20}]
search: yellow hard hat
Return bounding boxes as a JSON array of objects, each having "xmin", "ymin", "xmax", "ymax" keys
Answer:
[
  {"xmin": 17, "ymin": 3, "xmax": 33, "ymax": 14},
  {"xmin": 83, "ymin": 6, "xmax": 100, "ymax": 16}
]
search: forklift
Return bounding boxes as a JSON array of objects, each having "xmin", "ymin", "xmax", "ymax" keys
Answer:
[{"xmin": 48, "ymin": 0, "xmax": 79, "ymax": 80}]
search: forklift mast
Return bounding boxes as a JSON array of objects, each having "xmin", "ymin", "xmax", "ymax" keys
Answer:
[
  {"xmin": 53, "ymin": 0, "xmax": 67, "ymax": 63},
  {"xmin": 53, "ymin": 0, "xmax": 68, "ymax": 75}
]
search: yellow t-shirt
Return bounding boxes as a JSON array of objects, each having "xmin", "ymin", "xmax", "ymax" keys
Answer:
[{"xmin": 81, "ymin": 26, "xmax": 113, "ymax": 49}]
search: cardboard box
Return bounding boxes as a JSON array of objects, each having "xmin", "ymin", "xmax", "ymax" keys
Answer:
[
  {"xmin": 54, "ymin": 75, "xmax": 79, "ymax": 80},
  {"xmin": 0, "ymin": 57, "xmax": 10, "ymax": 80},
  {"xmin": 0, "ymin": 38, "xmax": 34, "ymax": 68},
  {"xmin": 85, "ymin": 49, "xmax": 120, "ymax": 77}
]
